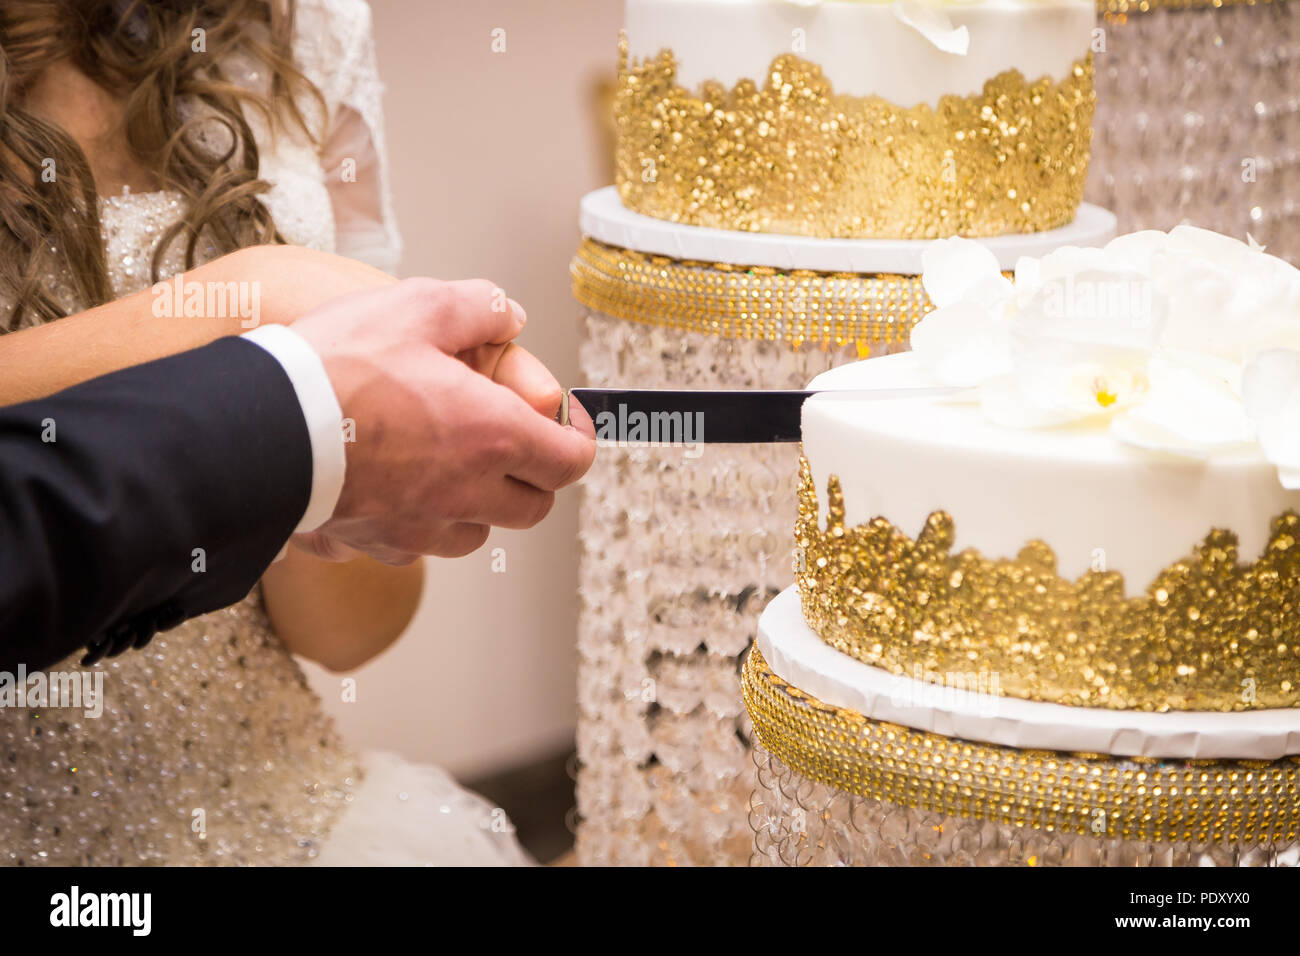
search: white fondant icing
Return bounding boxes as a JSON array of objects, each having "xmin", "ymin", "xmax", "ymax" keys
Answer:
[
  {"xmin": 757, "ymin": 587, "xmax": 1300, "ymax": 759},
  {"xmin": 624, "ymin": 0, "xmax": 1096, "ymax": 106},
  {"xmin": 801, "ymin": 351, "xmax": 1300, "ymax": 594}
]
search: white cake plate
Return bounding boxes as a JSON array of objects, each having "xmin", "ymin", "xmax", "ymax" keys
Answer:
[
  {"xmin": 756, "ymin": 586, "xmax": 1300, "ymax": 760},
  {"xmin": 580, "ymin": 186, "xmax": 1118, "ymax": 274}
]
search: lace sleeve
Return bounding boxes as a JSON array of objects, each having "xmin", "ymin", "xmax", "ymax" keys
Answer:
[{"xmin": 304, "ymin": 0, "xmax": 403, "ymax": 275}]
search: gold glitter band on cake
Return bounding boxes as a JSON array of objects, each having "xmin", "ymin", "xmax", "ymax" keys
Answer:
[
  {"xmin": 615, "ymin": 37, "xmax": 1094, "ymax": 240},
  {"xmin": 570, "ymin": 239, "xmax": 955, "ymax": 347},
  {"xmin": 795, "ymin": 457, "xmax": 1300, "ymax": 712},
  {"xmin": 743, "ymin": 646, "xmax": 1300, "ymax": 843}
]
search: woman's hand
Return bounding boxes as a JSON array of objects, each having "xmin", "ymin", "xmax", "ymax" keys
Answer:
[{"xmin": 261, "ymin": 546, "xmax": 424, "ymax": 673}]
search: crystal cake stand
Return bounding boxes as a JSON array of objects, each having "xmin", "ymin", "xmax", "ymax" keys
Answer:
[{"xmin": 570, "ymin": 195, "xmax": 1115, "ymax": 865}]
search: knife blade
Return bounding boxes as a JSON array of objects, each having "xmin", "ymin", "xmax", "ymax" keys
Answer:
[{"xmin": 560, "ymin": 386, "xmax": 965, "ymax": 443}]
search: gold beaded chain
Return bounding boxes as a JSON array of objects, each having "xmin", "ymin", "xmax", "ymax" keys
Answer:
[
  {"xmin": 572, "ymin": 239, "xmax": 942, "ymax": 349},
  {"xmin": 743, "ymin": 646, "xmax": 1300, "ymax": 844}
]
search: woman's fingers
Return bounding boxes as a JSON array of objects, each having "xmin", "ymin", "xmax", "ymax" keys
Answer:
[
  {"xmin": 456, "ymin": 341, "xmax": 509, "ymax": 378},
  {"xmin": 489, "ymin": 343, "xmax": 563, "ymax": 417},
  {"xmin": 458, "ymin": 342, "xmax": 562, "ymax": 419}
]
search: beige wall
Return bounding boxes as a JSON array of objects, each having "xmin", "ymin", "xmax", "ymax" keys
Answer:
[{"xmin": 303, "ymin": 0, "xmax": 623, "ymax": 778}]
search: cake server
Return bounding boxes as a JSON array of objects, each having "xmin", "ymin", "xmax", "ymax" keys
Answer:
[{"xmin": 559, "ymin": 386, "xmax": 965, "ymax": 443}]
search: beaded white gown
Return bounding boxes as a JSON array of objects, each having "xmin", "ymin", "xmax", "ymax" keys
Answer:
[{"xmin": 0, "ymin": 0, "xmax": 531, "ymax": 867}]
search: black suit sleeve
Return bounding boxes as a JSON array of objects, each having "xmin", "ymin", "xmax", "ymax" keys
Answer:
[{"xmin": 0, "ymin": 336, "xmax": 314, "ymax": 671}]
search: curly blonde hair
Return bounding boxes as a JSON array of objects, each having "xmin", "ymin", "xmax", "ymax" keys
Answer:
[{"xmin": 0, "ymin": 0, "xmax": 323, "ymax": 329}]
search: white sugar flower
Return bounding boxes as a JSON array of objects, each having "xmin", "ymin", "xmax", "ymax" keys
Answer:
[
  {"xmin": 911, "ymin": 300, "xmax": 1012, "ymax": 387},
  {"xmin": 984, "ymin": 265, "xmax": 1162, "ymax": 426},
  {"xmin": 912, "ymin": 227, "xmax": 1300, "ymax": 487}
]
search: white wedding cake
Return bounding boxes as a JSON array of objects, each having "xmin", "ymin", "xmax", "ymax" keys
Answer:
[{"xmin": 746, "ymin": 226, "xmax": 1300, "ymax": 864}]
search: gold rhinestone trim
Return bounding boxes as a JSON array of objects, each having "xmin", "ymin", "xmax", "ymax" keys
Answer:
[
  {"xmin": 743, "ymin": 646, "xmax": 1300, "ymax": 843},
  {"xmin": 571, "ymin": 239, "xmax": 946, "ymax": 347},
  {"xmin": 796, "ymin": 457, "xmax": 1300, "ymax": 712},
  {"xmin": 615, "ymin": 37, "xmax": 1094, "ymax": 240}
]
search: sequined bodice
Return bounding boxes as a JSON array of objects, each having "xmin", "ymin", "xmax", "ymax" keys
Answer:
[
  {"xmin": 0, "ymin": 0, "xmax": 396, "ymax": 865},
  {"xmin": 3, "ymin": 599, "xmax": 358, "ymax": 865}
]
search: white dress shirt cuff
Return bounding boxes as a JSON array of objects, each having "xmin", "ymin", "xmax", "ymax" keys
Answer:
[{"xmin": 241, "ymin": 325, "xmax": 347, "ymax": 534}]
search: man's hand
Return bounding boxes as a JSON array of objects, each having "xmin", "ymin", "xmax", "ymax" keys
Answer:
[{"xmin": 289, "ymin": 279, "xmax": 596, "ymax": 564}]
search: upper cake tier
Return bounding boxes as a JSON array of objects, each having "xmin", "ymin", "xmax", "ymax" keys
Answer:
[
  {"xmin": 616, "ymin": 0, "xmax": 1097, "ymax": 240},
  {"xmin": 797, "ymin": 226, "xmax": 1300, "ymax": 712}
]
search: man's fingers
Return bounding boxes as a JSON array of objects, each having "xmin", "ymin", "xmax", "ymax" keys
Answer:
[
  {"xmin": 457, "ymin": 478, "xmax": 556, "ymax": 530},
  {"xmin": 401, "ymin": 277, "xmax": 526, "ymax": 353},
  {"xmin": 433, "ymin": 522, "xmax": 491, "ymax": 558},
  {"xmin": 365, "ymin": 546, "xmax": 423, "ymax": 567},
  {"xmin": 290, "ymin": 531, "xmax": 362, "ymax": 562},
  {"xmin": 495, "ymin": 389, "xmax": 598, "ymax": 492}
]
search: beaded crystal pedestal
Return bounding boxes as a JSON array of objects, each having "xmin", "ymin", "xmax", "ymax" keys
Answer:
[
  {"xmin": 573, "ymin": 309, "xmax": 867, "ymax": 866},
  {"xmin": 1088, "ymin": 0, "xmax": 1300, "ymax": 263}
]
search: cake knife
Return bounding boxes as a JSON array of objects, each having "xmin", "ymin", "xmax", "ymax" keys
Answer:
[{"xmin": 559, "ymin": 386, "xmax": 964, "ymax": 443}]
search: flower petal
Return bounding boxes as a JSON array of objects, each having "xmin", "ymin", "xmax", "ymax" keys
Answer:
[
  {"xmin": 920, "ymin": 237, "xmax": 1008, "ymax": 309},
  {"xmin": 1243, "ymin": 349, "xmax": 1300, "ymax": 420},
  {"xmin": 1167, "ymin": 224, "xmax": 1254, "ymax": 263},
  {"xmin": 911, "ymin": 301, "xmax": 1011, "ymax": 387},
  {"xmin": 892, "ymin": 0, "xmax": 970, "ymax": 55},
  {"xmin": 1100, "ymin": 230, "xmax": 1168, "ymax": 276},
  {"xmin": 1112, "ymin": 353, "xmax": 1254, "ymax": 455},
  {"xmin": 1242, "ymin": 350, "xmax": 1300, "ymax": 483},
  {"xmin": 1012, "ymin": 254, "xmax": 1041, "ymax": 292},
  {"xmin": 1014, "ymin": 270, "xmax": 1166, "ymax": 352}
]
